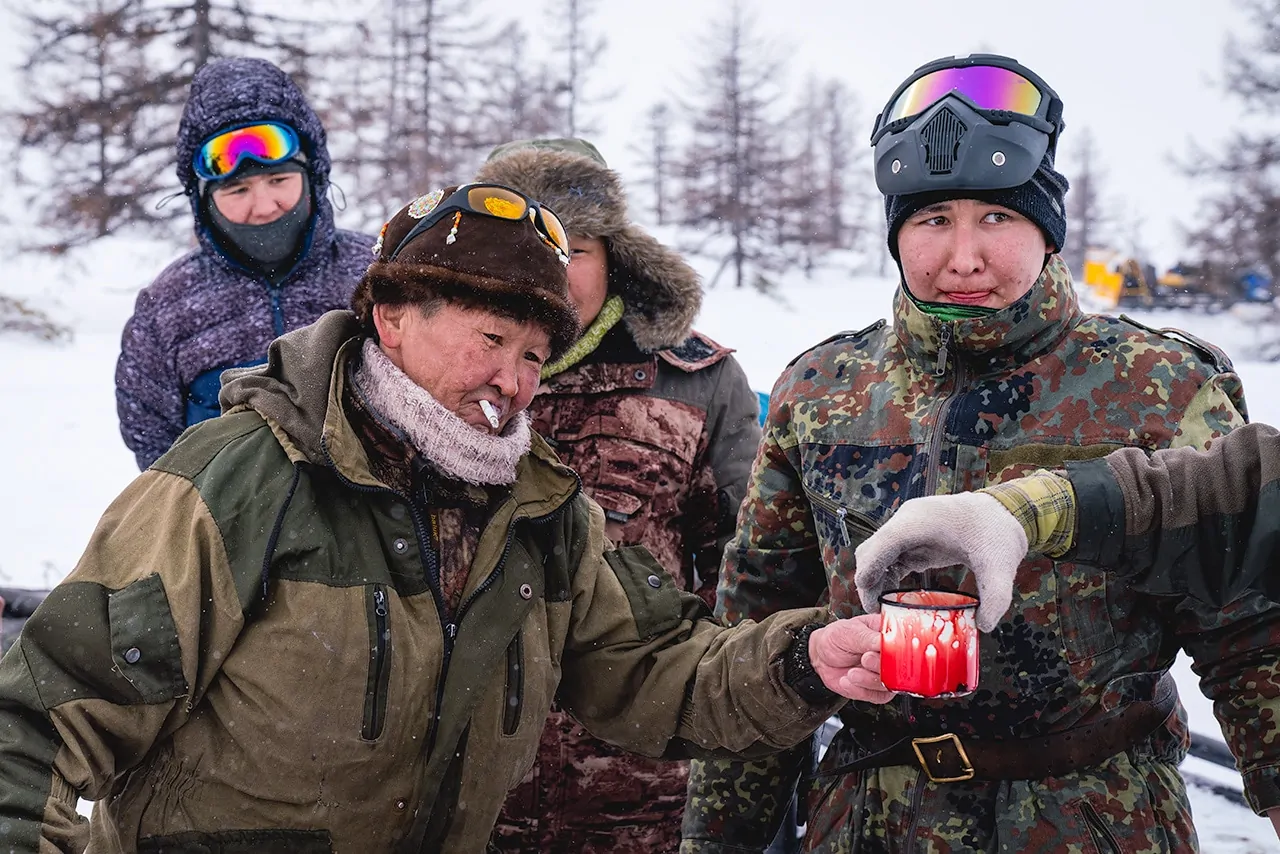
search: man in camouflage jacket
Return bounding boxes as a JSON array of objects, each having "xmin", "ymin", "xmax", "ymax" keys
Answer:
[
  {"xmin": 681, "ymin": 119, "xmax": 1270, "ymax": 850},
  {"xmin": 477, "ymin": 139, "xmax": 763, "ymax": 852},
  {"xmin": 854, "ymin": 421, "xmax": 1280, "ymax": 840}
]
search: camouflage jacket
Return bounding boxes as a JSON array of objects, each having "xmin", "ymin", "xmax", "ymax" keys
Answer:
[
  {"xmin": 495, "ymin": 323, "xmax": 762, "ymax": 850},
  {"xmin": 682, "ymin": 258, "xmax": 1272, "ymax": 854}
]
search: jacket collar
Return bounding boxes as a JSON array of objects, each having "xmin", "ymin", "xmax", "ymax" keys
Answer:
[
  {"xmin": 892, "ymin": 255, "xmax": 1082, "ymax": 376},
  {"xmin": 220, "ymin": 310, "xmax": 580, "ymax": 518},
  {"xmin": 320, "ymin": 336, "xmax": 580, "ymax": 518}
]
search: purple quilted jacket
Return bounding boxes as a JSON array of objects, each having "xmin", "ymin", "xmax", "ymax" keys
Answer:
[{"xmin": 115, "ymin": 57, "xmax": 375, "ymax": 470}]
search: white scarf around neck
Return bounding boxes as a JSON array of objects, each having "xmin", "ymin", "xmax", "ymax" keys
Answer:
[{"xmin": 353, "ymin": 339, "xmax": 531, "ymax": 485}]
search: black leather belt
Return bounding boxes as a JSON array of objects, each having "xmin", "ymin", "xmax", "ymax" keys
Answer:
[{"xmin": 818, "ymin": 674, "xmax": 1179, "ymax": 783}]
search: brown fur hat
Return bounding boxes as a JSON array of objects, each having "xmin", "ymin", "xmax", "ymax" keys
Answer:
[
  {"xmin": 351, "ymin": 185, "xmax": 580, "ymax": 358},
  {"xmin": 475, "ymin": 139, "xmax": 701, "ymax": 352}
]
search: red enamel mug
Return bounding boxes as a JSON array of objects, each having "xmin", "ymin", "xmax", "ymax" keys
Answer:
[{"xmin": 878, "ymin": 589, "xmax": 980, "ymax": 699}]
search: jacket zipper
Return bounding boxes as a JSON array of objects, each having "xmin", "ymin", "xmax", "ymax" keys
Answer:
[
  {"xmin": 363, "ymin": 585, "xmax": 392, "ymax": 740},
  {"xmin": 409, "ymin": 499, "xmax": 457, "ymax": 757},
  {"xmin": 1080, "ymin": 801, "xmax": 1120, "ymax": 853},
  {"xmin": 320, "ymin": 437, "xmax": 582, "ymax": 852},
  {"xmin": 424, "ymin": 496, "xmax": 576, "ymax": 756},
  {"xmin": 314, "ymin": 456, "xmax": 456, "ymax": 744},
  {"xmin": 415, "ymin": 495, "xmax": 578, "ymax": 850},
  {"xmin": 903, "ymin": 765, "xmax": 929, "ymax": 848},
  {"xmin": 502, "ymin": 630, "xmax": 524, "ymax": 735},
  {"xmin": 803, "ymin": 488, "xmax": 881, "ymax": 546},
  {"xmin": 904, "ymin": 320, "xmax": 967, "ymax": 846},
  {"xmin": 922, "ymin": 322, "xmax": 968, "ymax": 500},
  {"xmin": 267, "ymin": 284, "xmax": 285, "ymax": 337}
]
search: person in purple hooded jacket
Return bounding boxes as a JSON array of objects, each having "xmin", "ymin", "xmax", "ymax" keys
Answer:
[{"xmin": 115, "ymin": 57, "xmax": 375, "ymax": 470}]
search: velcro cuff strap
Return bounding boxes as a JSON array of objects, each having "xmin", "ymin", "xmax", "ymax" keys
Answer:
[{"xmin": 1064, "ymin": 458, "xmax": 1127, "ymax": 567}]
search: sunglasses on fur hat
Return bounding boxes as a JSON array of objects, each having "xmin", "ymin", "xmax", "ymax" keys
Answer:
[
  {"xmin": 388, "ymin": 183, "xmax": 571, "ymax": 261},
  {"xmin": 193, "ymin": 122, "xmax": 302, "ymax": 181}
]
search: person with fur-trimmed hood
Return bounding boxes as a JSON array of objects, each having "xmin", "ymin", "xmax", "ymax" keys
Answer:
[
  {"xmin": 115, "ymin": 57, "xmax": 374, "ymax": 470},
  {"xmin": 478, "ymin": 139, "xmax": 763, "ymax": 852}
]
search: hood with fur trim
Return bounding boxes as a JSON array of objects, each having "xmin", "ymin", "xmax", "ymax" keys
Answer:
[{"xmin": 475, "ymin": 144, "xmax": 701, "ymax": 352}]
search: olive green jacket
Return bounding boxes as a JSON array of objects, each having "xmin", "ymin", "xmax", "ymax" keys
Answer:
[{"xmin": 0, "ymin": 311, "xmax": 836, "ymax": 853}]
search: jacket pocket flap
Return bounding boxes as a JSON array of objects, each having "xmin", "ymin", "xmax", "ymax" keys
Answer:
[
  {"xmin": 108, "ymin": 574, "xmax": 187, "ymax": 704},
  {"xmin": 604, "ymin": 546, "xmax": 690, "ymax": 638},
  {"xmin": 592, "ymin": 488, "xmax": 645, "ymax": 520}
]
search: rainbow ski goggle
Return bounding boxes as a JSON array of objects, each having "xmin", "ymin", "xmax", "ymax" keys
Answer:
[
  {"xmin": 193, "ymin": 122, "xmax": 301, "ymax": 181},
  {"xmin": 388, "ymin": 183, "xmax": 570, "ymax": 260},
  {"xmin": 871, "ymin": 57, "xmax": 1062, "ymax": 145}
]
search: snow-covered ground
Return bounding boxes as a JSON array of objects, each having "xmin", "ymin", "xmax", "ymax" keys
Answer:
[{"xmin": 0, "ymin": 235, "xmax": 1276, "ymax": 848}]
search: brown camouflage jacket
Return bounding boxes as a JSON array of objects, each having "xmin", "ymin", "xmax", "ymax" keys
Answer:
[
  {"xmin": 682, "ymin": 258, "xmax": 1275, "ymax": 853},
  {"xmin": 495, "ymin": 322, "xmax": 762, "ymax": 851}
]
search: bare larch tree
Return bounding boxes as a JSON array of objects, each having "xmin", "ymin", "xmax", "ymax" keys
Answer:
[
  {"xmin": 677, "ymin": 1, "xmax": 789, "ymax": 289},
  {"xmin": 1180, "ymin": 0, "xmax": 1280, "ymax": 296},
  {"xmin": 1062, "ymin": 127, "xmax": 1111, "ymax": 278},
  {"xmin": 8, "ymin": 0, "xmax": 329, "ymax": 252}
]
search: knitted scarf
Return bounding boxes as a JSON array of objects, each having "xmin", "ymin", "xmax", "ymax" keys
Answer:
[
  {"xmin": 353, "ymin": 339, "xmax": 531, "ymax": 485},
  {"xmin": 541, "ymin": 294, "xmax": 625, "ymax": 380}
]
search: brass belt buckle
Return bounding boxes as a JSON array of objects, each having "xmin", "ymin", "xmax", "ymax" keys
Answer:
[{"xmin": 911, "ymin": 733, "xmax": 975, "ymax": 783}]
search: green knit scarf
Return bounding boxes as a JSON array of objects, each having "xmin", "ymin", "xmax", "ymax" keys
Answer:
[{"xmin": 541, "ymin": 295, "xmax": 625, "ymax": 380}]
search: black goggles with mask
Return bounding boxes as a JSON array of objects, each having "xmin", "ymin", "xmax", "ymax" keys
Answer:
[{"xmin": 870, "ymin": 54, "xmax": 1065, "ymax": 196}]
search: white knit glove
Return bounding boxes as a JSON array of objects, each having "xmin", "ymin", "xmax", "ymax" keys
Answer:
[{"xmin": 854, "ymin": 493, "xmax": 1029, "ymax": 632}]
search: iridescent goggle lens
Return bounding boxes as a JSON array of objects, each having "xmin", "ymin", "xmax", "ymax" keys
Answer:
[
  {"xmin": 885, "ymin": 65, "xmax": 1044, "ymax": 124},
  {"xmin": 193, "ymin": 122, "xmax": 301, "ymax": 181}
]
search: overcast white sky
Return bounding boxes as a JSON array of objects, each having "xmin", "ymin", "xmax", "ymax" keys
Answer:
[
  {"xmin": 0, "ymin": 0, "xmax": 1254, "ymax": 270},
  {"xmin": 574, "ymin": 0, "xmax": 1251, "ymax": 269}
]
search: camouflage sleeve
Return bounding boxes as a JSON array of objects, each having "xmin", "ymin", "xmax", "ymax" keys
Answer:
[
  {"xmin": 1167, "ymin": 371, "xmax": 1249, "ymax": 448},
  {"xmin": 714, "ymin": 369, "xmax": 829, "ymax": 624},
  {"xmin": 1070, "ymin": 376, "xmax": 1280, "ymax": 813},
  {"xmin": 688, "ymin": 354, "xmax": 763, "ymax": 602},
  {"xmin": 684, "ymin": 368, "xmax": 829, "ymax": 851},
  {"xmin": 1173, "ymin": 589, "xmax": 1280, "ymax": 815},
  {"xmin": 1098, "ymin": 374, "xmax": 1280, "ymax": 814}
]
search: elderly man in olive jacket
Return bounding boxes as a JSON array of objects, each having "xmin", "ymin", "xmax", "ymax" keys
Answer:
[{"xmin": 0, "ymin": 184, "xmax": 893, "ymax": 854}]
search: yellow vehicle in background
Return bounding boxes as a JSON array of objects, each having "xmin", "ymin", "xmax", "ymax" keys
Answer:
[{"xmin": 1082, "ymin": 249, "xmax": 1206, "ymax": 310}]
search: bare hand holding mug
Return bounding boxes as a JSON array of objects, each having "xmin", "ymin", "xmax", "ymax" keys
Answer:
[{"xmin": 810, "ymin": 614, "xmax": 897, "ymax": 703}]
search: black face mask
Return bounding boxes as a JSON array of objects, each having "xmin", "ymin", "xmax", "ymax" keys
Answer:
[{"xmin": 207, "ymin": 170, "xmax": 314, "ymax": 277}]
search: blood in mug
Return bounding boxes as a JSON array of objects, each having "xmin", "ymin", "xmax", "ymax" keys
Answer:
[{"xmin": 879, "ymin": 589, "xmax": 979, "ymax": 698}]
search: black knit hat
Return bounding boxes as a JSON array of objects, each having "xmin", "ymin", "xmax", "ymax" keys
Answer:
[{"xmin": 885, "ymin": 151, "xmax": 1069, "ymax": 260}]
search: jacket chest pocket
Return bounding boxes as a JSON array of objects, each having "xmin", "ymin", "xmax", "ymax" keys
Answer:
[
  {"xmin": 803, "ymin": 485, "xmax": 884, "ymax": 616},
  {"xmin": 551, "ymin": 421, "xmax": 697, "ymax": 497},
  {"xmin": 592, "ymin": 488, "xmax": 647, "ymax": 546},
  {"xmin": 497, "ymin": 614, "xmax": 557, "ymax": 791},
  {"xmin": 1052, "ymin": 558, "xmax": 1118, "ymax": 663},
  {"xmin": 550, "ymin": 409, "xmax": 699, "ymax": 549}
]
